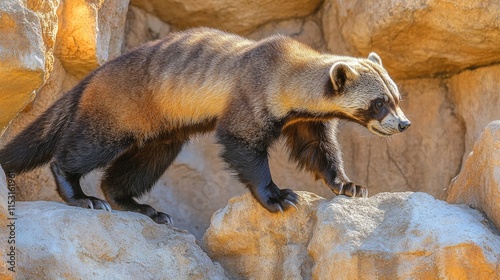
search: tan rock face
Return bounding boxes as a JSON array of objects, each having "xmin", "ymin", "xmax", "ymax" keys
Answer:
[
  {"xmin": 203, "ymin": 192, "xmax": 500, "ymax": 279},
  {"xmin": 0, "ymin": 58, "xmax": 73, "ymax": 202},
  {"xmin": 0, "ymin": 0, "xmax": 46, "ymax": 134},
  {"xmin": 203, "ymin": 192, "xmax": 324, "ymax": 279},
  {"xmin": 123, "ymin": 5, "xmax": 171, "ymax": 51},
  {"xmin": 26, "ymin": 0, "xmax": 60, "ymax": 76},
  {"xmin": 55, "ymin": 0, "xmax": 129, "ymax": 77},
  {"xmin": 248, "ymin": 17, "xmax": 325, "ymax": 50},
  {"xmin": 16, "ymin": 199, "xmax": 227, "ymax": 279},
  {"xmin": 339, "ymin": 78, "xmax": 465, "ymax": 198},
  {"xmin": 446, "ymin": 121, "xmax": 500, "ymax": 229},
  {"xmin": 130, "ymin": 0, "xmax": 322, "ymax": 34},
  {"xmin": 322, "ymin": 0, "xmax": 500, "ymax": 79},
  {"xmin": 447, "ymin": 65, "xmax": 500, "ymax": 164}
]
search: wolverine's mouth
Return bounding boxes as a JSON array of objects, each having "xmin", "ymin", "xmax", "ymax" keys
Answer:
[{"xmin": 370, "ymin": 127, "xmax": 393, "ymax": 137}]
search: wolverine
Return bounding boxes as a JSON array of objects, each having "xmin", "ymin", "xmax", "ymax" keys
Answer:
[{"xmin": 0, "ymin": 28, "xmax": 410, "ymax": 224}]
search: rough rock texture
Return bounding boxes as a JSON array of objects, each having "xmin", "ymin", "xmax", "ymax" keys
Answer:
[
  {"xmin": 25, "ymin": 0, "xmax": 60, "ymax": 76},
  {"xmin": 16, "ymin": 200, "xmax": 227, "ymax": 279},
  {"xmin": 448, "ymin": 65, "xmax": 500, "ymax": 163},
  {"xmin": 203, "ymin": 192, "xmax": 324, "ymax": 279},
  {"xmin": 204, "ymin": 192, "xmax": 500, "ymax": 279},
  {"xmin": 0, "ymin": 0, "xmax": 46, "ymax": 134},
  {"xmin": 339, "ymin": 78, "xmax": 465, "ymax": 198},
  {"xmin": 55, "ymin": 0, "xmax": 129, "ymax": 77},
  {"xmin": 130, "ymin": 0, "xmax": 322, "ymax": 34},
  {"xmin": 123, "ymin": 5, "xmax": 171, "ymax": 51},
  {"xmin": 446, "ymin": 121, "xmax": 500, "ymax": 229},
  {"xmin": 0, "ymin": 58, "xmax": 75, "ymax": 202},
  {"xmin": 322, "ymin": 0, "xmax": 500, "ymax": 79},
  {"xmin": 248, "ymin": 17, "xmax": 325, "ymax": 50}
]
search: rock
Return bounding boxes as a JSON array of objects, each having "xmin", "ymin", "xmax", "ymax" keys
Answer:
[
  {"xmin": 446, "ymin": 121, "xmax": 500, "ymax": 229},
  {"xmin": 447, "ymin": 64, "xmax": 500, "ymax": 164},
  {"xmin": 0, "ymin": 0, "xmax": 46, "ymax": 135},
  {"xmin": 248, "ymin": 17, "xmax": 325, "ymax": 51},
  {"xmin": 123, "ymin": 5, "xmax": 171, "ymax": 51},
  {"xmin": 203, "ymin": 191, "xmax": 500, "ymax": 279},
  {"xmin": 203, "ymin": 192, "xmax": 324, "ymax": 279},
  {"xmin": 0, "ymin": 58, "xmax": 75, "ymax": 202},
  {"xmin": 16, "ymin": 200, "xmax": 227, "ymax": 279},
  {"xmin": 130, "ymin": 0, "xmax": 322, "ymax": 35},
  {"xmin": 25, "ymin": 0, "xmax": 60, "ymax": 77},
  {"xmin": 322, "ymin": 0, "xmax": 500, "ymax": 79},
  {"xmin": 339, "ymin": 78, "xmax": 464, "ymax": 198},
  {"xmin": 55, "ymin": 0, "xmax": 129, "ymax": 77}
]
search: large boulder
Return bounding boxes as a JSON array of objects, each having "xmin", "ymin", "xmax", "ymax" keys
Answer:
[
  {"xmin": 15, "ymin": 200, "xmax": 227, "ymax": 279},
  {"xmin": 203, "ymin": 192, "xmax": 500, "ymax": 279},
  {"xmin": 0, "ymin": 0, "xmax": 47, "ymax": 134},
  {"xmin": 322, "ymin": 0, "xmax": 500, "ymax": 79},
  {"xmin": 446, "ymin": 121, "xmax": 500, "ymax": 229},
  {"xmin": 447, "ymin": 65, "xmax": 500, "ymax": 163},
  {"xmin": 130, "ymin": 0, "xmax": 322, "ymax": 34},
  {"xmin": 55, "ymin": 0, "xmax": 129, "ymax": 77}
]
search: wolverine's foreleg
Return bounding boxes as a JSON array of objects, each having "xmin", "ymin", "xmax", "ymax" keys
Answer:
[
  {"xmin": 282, "ymin": 120, "xmax": 367, "ymax": 197},
  {"xmin": 100, "ymin": 140, "xmax": 184, "ymax": 225},
  {"xmin": 217, "ymin": 131, "xmax": 298, "ymax": 213}
]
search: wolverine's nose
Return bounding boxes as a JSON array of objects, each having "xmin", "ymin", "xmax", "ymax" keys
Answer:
[{"xmin": 398, "ymin": 120, "xmax": 411, "ymax": 132}]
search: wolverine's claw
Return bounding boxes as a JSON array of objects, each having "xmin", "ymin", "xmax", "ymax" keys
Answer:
[
  {"xmin": 276, "ymin": 204, "xmax": 284, "ymax": 214},
  {"xmin": 70, "ymin": 196, "xmax": 112, "ymax": 211},
  {"xmin": 284, "ymin": 199, "xmax": 299, "ymax": 211},
  {"xmin": 361, "ymin": 188, "xmax": 368, "ymax": 198},
  {"xmin": 338, "ymin": 184, "xmax": 344, "ymax": 195}
]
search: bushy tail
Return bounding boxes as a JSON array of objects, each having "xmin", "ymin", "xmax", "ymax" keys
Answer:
[{"xmin": 0, "ymin": 91, "xmax": 80, "ymax": 174}]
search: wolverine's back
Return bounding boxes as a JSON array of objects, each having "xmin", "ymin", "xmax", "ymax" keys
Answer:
[{"xmin": 78, "ymin": 28, "xmax": 305, "ymax": 139}]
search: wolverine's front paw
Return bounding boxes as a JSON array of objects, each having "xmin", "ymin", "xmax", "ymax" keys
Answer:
[
  {"xmin": 261, "ymin": 188, "xmax": 299, "ymax": 213},
  {"xmin": 68, "ymin": 196, "xmax": 112, "ymax": 211},
  {"xmin": 330, "ymin": 182, "xmax": 368, "ymax": 198}
]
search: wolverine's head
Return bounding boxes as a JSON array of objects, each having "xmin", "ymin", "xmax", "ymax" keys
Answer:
[{"xmin": 329, "ymin": 52, "xmax": 411, "ymax": 136}]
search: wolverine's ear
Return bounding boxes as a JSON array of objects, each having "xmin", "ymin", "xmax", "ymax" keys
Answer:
[
  {"xmin": 368, "ymin": 52, "xmax": 382, "ymax": 66},
  {"xmin": 329, "ymin": 62, "xmax": 358, "ymax": 92}
]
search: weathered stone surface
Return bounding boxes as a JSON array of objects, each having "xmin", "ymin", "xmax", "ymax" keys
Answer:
[
  {"xmin": 322, "ymin": 0, "xmax": 500, "ymax": 79},
  {"xmin": 446, "ymin": 121, "xmax": 500, "ymax": 229},
  {"xmin": 0, "ymin": 0, "xmax": 46, "ymax": 134},
  {"xmin": 204, "ymin": 191, "xmax": 500, "ymax": 279},
  {"xmin": 123, "ymin": 5, "xmax": 171, "ymax": 51},
  {"xmin": 203, "ymin": 192, "xmax": 324, "ymax": 279},
  {"xmin": 16, "ymin": 199, "xmax": 227, "ymax": 279},
  {"xmin": 55, "ymin": 0, "xmax": 129, "ymax": 77},
  {"xmin": 447, "ymin": 64, "xmax": 500, "ymax": 163},
  {"xmin": 26, "ymin": 0, "xmax": 60, "ymax": 76},
  {"xmin": 248, "ymin": 17, "xmax": 325, "ymax": 50},
  {"xmin": 130, "ymin": 0, "xmax": 322, "ymax": 35},
  {"xmin": 339, "ymin": 78, "xmax": 464, "ymax": 198},
  {"xmin": 0, "ymin": 58, "xmax": 75, "ymax": 203}
]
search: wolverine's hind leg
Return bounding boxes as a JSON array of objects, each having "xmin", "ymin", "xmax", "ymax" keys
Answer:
[
  {"xmin": 50, "ymin": 162, "xmax": 111, "ymax": 211},
  {"xmin": 52, "ymin": 127, "xmax": 133, "ymax": 211},
  {"xmin": 101, "ymin": 140, "xmax": 185, "ymax": 225}
]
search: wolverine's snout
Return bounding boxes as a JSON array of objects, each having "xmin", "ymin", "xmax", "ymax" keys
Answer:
[{"xmin": 398, "ymin": 119, "xmax": 411, "ymax": 132}]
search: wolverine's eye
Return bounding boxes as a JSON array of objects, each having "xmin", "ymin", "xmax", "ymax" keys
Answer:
[{"xmin": 376, "ymin": 100, "xmax": 384, "ymax": 108}]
